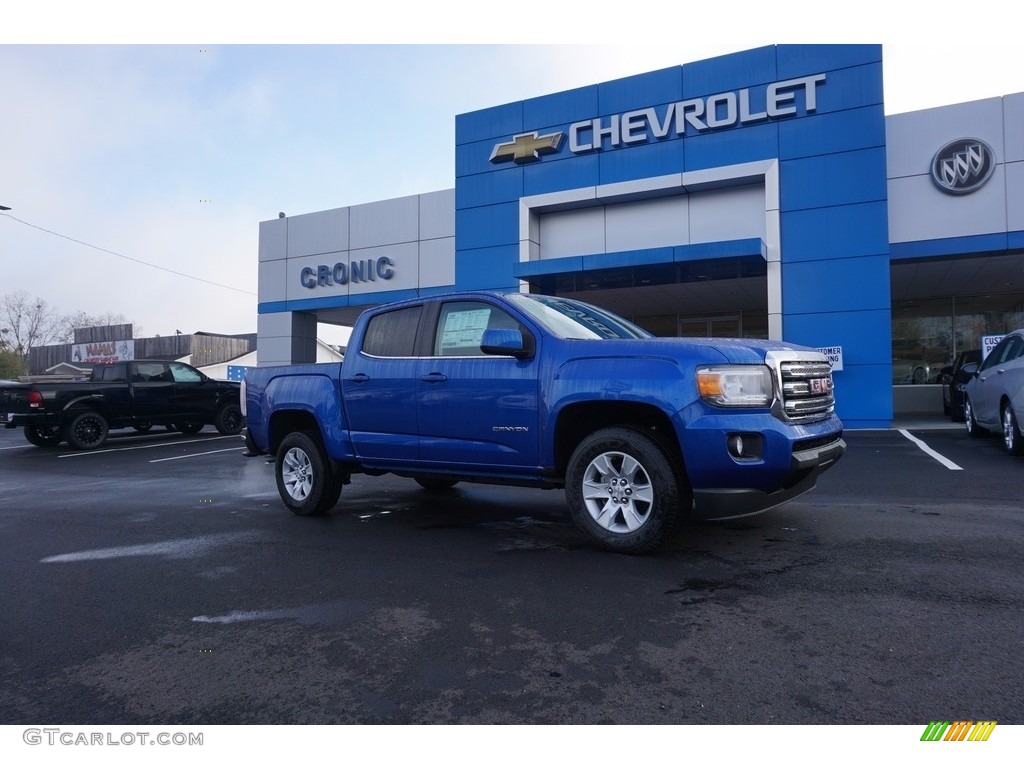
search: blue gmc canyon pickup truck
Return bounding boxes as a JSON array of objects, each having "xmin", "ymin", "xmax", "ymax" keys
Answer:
[{"xmin": 242, "ymin": 291, "xmax": 845, "ymax": 553}]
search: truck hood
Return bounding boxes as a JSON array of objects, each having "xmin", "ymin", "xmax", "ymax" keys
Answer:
[{"xmin": 559, "ymin": 336, "xmax": 819, "ymax": 366}]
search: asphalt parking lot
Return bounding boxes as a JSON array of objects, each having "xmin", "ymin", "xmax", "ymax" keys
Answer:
[{"xmin": 0, "ymin": 421, "xmax": 1022, "ymax": 728}]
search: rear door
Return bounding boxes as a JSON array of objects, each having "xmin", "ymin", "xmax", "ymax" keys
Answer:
[
  {"xmin": 341, "ymin": 304, "xmax": 425, "ymax": 463},
  {"xmin": 129, "ymin": 361, "xmax": 176, "ymax": 420},
  {"xmin": 168, "ymin": 362, "xmax": 217, "ymax": 419}
]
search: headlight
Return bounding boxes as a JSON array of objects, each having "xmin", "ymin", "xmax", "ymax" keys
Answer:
[{"xmin": 697, "ymin": 365, "xmax": 774, "ymax": 407}]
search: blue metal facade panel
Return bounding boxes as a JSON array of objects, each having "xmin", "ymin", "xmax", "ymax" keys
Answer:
[
  {"xmin": 523, "ymin": 153, "xmax": 600, "ymax": 196},
  {"xmin": 681, "ymin": 45, "xmax": 778, "ymax": 96},
  {"xmin": 455, "ymin": 244, "xmax": 521, "ymax": 291},
  {"xmin": 598, "ymin": 67, "xmax": 683, "ymax": 114},
  {"xmin": 780, "ymin": 147, "xmax": 888, "ymax": 210},
  {"xmin": 455, "ymin": 203, "xmax": 520, "ymax": 252},
  {"xmin": 455, "ymin": 166, "xmax": 523, "ymax": 209},
  {"xmin": 779, "ymin": 105, "xmax": 886, "ymax": 159},
  {"xmin": 682, "ymin": 123, "xmax": 779, "ymax": 171},
  {"xmin": 598, "ymin": 140, "xmax": 685, "ymax": 185},
  {"xmin": 783, "ymin": 254, "xmax": 892, "ymax": 314},
  {"xmin": 523, "ymin": 84, "xmax": 598, "ymax": 127},
  {"xmin": 782, "ymin": 202, "xmax": 889, "ymax": 261},
  {"xmin": 776, "ymin": 44, "xmax": 881, "ymax": 79},
  {"xmin": 889, "ymin": 232, "xmax": 1011, "ymax": 260}
]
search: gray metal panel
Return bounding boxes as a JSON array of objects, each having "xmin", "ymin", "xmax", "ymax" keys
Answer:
[
  {"xmin": 259, "ymin": 218, "xmax": 287, "ymax": 262},
  {"xmin": 605, "ymin": 196, "xmax": 689, "ymax": 252},
  {"xmin": 350, "ymin": 195, "xmax": 420, "ymax": 249},
  {"xmin": 888, "ymin": 169, "xmax": 1007, "ymax": 244},
  {"xmin": 689, "ymin": 185, "xmax": 765, "ymax": 243},
  {"xmin": 539, "ymin": 207, "xmax": 605, "ymax": 259},
  {"xmin": 1007, "ymin": 160, "xmax": 1024, "ymax": 232},
  {"xmin": 885, "ymin": 97, "xmax": 1004, "ymax": 180},
  {"xmin": 286, "ymin": 251, "xmax": 349, "ymax": 301},
  {"xmin": 286, "ymin": 207, "xmax": 350, "ymax": 258},
  {"xmin": 419, "ymin": 237, "xmax": 456, "ymax": 288},
  {"xmin": 258, "ymin": 259, "xmax": 287, "ymax": 304},
  {"xmin": 419, "ymin": 189, "xmax": 455, "ymax": 241},
  {"xmin": 1005, "ymin": 93, "xmax": 1024, "ymax": 163},
  {"xmin": 349, "ymin": 241, "xmax": 419, "ymax": 295}
]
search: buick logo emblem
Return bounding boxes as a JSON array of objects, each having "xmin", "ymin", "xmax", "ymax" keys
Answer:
[{"xmin": 930, "ymin": 138, "xmax": 996, "ymax": 195}]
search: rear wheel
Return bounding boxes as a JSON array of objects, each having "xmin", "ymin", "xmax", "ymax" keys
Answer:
[
  {"xmin": 24, "ymin": 425, "xmax": 63, "ymax": 447},
  {"xmin": 1002, "ymin": 404, "xmax": 1024, "ymax": 456},
  {"xmin": 276, "ymin": 431, "xmax": 343, "ymax": 516},
  {"xmin": 65, "ymin": 411, "xmax": 109, "ymax": 450},
  {"xmin": 565, "ymin": 427, "xmax": 688, "ymax": 554}
]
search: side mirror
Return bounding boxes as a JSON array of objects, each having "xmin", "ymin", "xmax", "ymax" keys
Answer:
[
  {"xmin": 480, "ymin": 328, "xmax": 531, "ymax": 359},
  {"xmin": 961, "ymin": 362, "xmax": 979, "ymax": 377}
]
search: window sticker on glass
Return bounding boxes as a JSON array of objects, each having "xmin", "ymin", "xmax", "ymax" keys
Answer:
[{"xmin": 440, "ymin": 308, "xmax": 490, "ymax": 351}]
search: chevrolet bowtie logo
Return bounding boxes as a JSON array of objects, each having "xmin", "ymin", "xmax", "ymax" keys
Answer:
[{"xmin": 489, "ymin": 131, "xmax": 564, "ymax": 164}]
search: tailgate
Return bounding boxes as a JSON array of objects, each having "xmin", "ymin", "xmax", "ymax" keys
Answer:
[{"xmin": 0, "ymin": 385, "xmax": 32, "ymax": 422}]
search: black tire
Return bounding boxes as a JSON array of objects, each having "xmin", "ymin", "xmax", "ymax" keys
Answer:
[
  {"xmin": 414, "ymin": 477, "xmax": 459, "ymax": 491},
  {"xmin": 133, "ymin": 422, "xmax": 153, "ymax": 433},
  {"xmin": 214, "ymin": 402, "xmax": 245, "ymax": 435},
  {"xmin": 24, "ymin": 425, "xmax": 63, "ymax": 447},
  {"xmin": 175, "ymin": 422, "xmax": 204, "ymax": 435},
  {"xmin": 964, "ymin": 397, "xmax": 985, "ymax": 438},
  {"xmin": 565, "ymin": 426, "xmax": 688, "ymax": 554},
  {"xmin": 64, "ymin": 411, "xmax": 109, "ymax": 450},
  {"xmin": 1002, "ymin": 404, "xmax": 1024, "ymax": 456},
  {"xmin": 275, "ymin": 431, "xmax": 343, "ymax": 516}
]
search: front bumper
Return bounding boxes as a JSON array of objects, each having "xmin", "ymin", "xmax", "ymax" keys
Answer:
[{"xmin": 691, "ymin": 435, "xmax": 845, "ymax": 520}]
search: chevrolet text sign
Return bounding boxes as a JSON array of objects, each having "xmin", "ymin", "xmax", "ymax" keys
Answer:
[{"xmin": 492, "ymin": 74, "xmax": 826, "ymax": 162}]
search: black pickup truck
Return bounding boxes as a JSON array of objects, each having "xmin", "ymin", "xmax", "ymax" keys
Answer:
[{"xmin": 0, "ymin": 360, "xmax": 244, "ymax": 449}]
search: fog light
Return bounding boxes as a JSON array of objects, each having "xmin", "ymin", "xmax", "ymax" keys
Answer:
[{"xmin": 728, "ymin": 433, "xmax": 763, "ymax": 461}]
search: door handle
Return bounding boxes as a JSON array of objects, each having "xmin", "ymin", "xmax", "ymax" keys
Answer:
[
  {"xmin": 347, "ymin": 373, "xmax": 370, "ymax": 384},
  {"xmin": 420, "ymin": 373, "xmax": 448, "ymax": 383}
]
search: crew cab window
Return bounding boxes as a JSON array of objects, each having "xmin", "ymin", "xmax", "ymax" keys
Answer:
[
  {"xmin": 96, "ymin": 364, "xmax": 127, "ymax": 383},
  {"xmin": 133, "ymin": 362, "xmax": 171, "ymax": 382},
  {"xmin": 169, "ymin": 363, "xmax": 203, "ymax": 383},
  {"xmin": 362, "ymin": 306, "xmax": 422, "ymax": 357},
  {"xmin": 434, "ymin": 301, "xmax": 523, "ymax": 357}
]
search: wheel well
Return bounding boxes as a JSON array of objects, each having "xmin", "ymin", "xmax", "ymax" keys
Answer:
[
  {"xmin": 268, "ymin": 410, "xmax": 322, "ymax": 455},
  {"xmin": 64, "ymin": 399, "xmax": 108, "ymax": 419},
  {"xmin": 554, "ymin": 402, "xmax": 682, "ymax": 476}
]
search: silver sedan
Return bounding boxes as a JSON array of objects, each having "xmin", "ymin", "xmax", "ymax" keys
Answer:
[{"xmin": 963, "ymin": 329, "xmax": 1024, "ymax": 455}]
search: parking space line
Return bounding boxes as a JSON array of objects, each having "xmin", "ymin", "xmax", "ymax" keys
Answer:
[
  {"xmin": 149, "ymin": 447, "xmax": 246, "ymax": 463},
  {"xmin": 898, "ymin": 429, "xmax": 964, "ymax": 470},
  {"xmin": 57, "ymin": 435, "xmax": 241, "ymax": 458}
]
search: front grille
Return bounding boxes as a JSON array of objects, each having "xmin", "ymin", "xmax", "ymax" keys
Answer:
[{"xmin": 774, "ymin": 357, "xmax": 835, "ymax": 423}]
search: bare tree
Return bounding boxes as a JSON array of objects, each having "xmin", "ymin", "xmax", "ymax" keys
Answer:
[{"xmin": 0, "ymin": 290, "xmax": 64, "ymax": 356}]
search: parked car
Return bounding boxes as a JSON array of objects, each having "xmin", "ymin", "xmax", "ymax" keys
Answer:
[
  {"xmin": 940, "ymin": 349, "xmax": 982, "ymax": 421},
  {"xmin": 962, "ymin": 330, "xmax": 1024, "ymax": 454},
  {"xmin": 0, "ymin": 360, "xmax": 244, "ymax": 449}
]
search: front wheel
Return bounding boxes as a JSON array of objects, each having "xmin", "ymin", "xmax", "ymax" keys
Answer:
[
  {"xmin": 565, "ymin": 427, "xmax": 688, "ymax": 554},
  {"xmin": 24, "ymin": 425, "xmax": 63, "ymax": 447},
  {"xmin": 1002, "ymin": 404, "xmax": 1024, "ymax": 456},
  {"xmin": 275, "ymin": 431, "xmax": 343, "ymax": 516},
  {"xmin": 964, "ymin": 397, "xmax": 985, "ymax": 438}
]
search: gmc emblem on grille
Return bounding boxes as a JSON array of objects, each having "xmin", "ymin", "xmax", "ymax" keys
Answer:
[{"xmin": 809, "ymin": 378, "xmax": 832, "ymax": 395}]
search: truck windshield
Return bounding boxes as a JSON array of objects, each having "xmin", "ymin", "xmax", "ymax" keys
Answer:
[{"xmin": 506, "ymin": 294, "xmax": 652, "ymax": 340}]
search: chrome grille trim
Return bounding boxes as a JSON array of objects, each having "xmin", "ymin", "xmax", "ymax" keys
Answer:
[{"xmin": 767, "ymin": 351, "xmax": 836, "ymax": 424}]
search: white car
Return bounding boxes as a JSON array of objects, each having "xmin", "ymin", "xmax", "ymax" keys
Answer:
[{"xmin": 963, "ymin": 329, "xmax": 1024, "ymax": 455}]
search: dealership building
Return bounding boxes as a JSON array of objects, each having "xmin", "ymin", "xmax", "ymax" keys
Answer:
[{"xmin": 256, "ymin": 44, "xmax": 1024, "ymax": 429}]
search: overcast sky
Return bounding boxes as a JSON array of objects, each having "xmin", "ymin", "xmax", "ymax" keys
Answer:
[{"xmin": 2, "ymin": 3, "xmax": 1022, "ymax": 343}]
